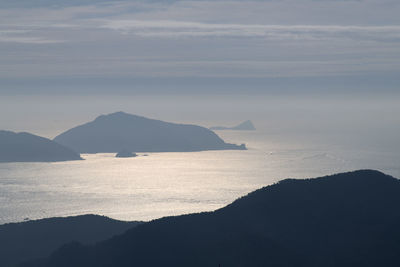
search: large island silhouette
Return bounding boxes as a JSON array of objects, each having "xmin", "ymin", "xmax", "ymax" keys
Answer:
[
  {"xmin": 0, "ymin": 130, "xmax": 82, "ymax": 162},
  {"xmin": 19, "ymin": 170, "xmax": 400, "ymax": 267},
  {"xmin": 53, "ymin": 112, "xmax": 246, "ymax": 153}
]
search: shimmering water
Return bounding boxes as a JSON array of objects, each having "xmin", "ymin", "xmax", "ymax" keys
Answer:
[{"xmin": 0, "ymin": 130, "xmax": 399, "ymax": 225}]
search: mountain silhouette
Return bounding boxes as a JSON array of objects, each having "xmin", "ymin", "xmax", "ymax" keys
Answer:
[
  {"xmin": 210, "ymin": 120, "xmax": 256, "ymax": 130},
  {"xmin": 0, "ymin": 215, "xmax": 141, "ymax": 267},
  {"xmin": 19, "ymin": 170, "xmax": 400, "ymax": 267},
  {"xmin": 0, "ymin": 130, "xmax": 82, "ymax": 162},
  {"xmin": 53, "ymin": 112, "xmax": 246, "ymax": 153}
]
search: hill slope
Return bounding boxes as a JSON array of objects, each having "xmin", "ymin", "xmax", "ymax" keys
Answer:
[
  {"xmin": 21, "ymin": 170, "xmax": 400, "ymax": 267},
  {"xmin": 54, "ymin": 112, "xmax": 246, "ymax": 153},
  {"xmin": 0, "ymin": 215, "xmax": 141, "ymax": 267},
  {"xmin": 0, "ymin": 131, "xmax": 82, "ymax": 162}
]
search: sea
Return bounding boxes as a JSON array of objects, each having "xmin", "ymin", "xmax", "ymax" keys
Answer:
[{"xmin": 1, "ymin": 129, "xmax": 399, "ymax": 225}]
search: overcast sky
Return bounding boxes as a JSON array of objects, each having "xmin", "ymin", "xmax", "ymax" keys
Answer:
[{"xmin": 0, "ymin": 0, "xmax": 399, "ymax": 94}]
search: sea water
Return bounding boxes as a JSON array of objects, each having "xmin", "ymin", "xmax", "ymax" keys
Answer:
[{"xmin": 1, "ymin": 130, "xmax": 399, "ymax": 225}]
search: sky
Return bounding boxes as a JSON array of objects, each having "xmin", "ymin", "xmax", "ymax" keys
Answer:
[
  {"xmin": 0, "ymin": 0, "xmax": 399, "ymax": 94},
  {"xmin": 0, "ymin": 0, "xmax": 399, "ymax": 144}
]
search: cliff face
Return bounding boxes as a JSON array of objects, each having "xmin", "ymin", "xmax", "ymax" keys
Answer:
[
  {"xmin": 54, "ymin": 112, "xmax": 246, "ymax": 153},
  {"xmin": 0, "ymin": 130, "xmax": 82, "ymax": 162}
]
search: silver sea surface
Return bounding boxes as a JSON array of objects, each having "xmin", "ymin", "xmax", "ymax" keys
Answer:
[{"xmin": 0, "ymin": 130, "xmax": 399, "ymax": 225}]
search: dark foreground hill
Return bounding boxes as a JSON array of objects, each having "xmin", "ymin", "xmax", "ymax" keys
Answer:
[
  {"xmin": 0, "ymin": 215, "xmax": 141, "ymax": 267},
  {"xmin": 0, "ymin": 131, "xmax": 82, "ymax": 162},
  {"xmin": 53, "ymin": 112, "xmax": 246, "ymax": 153},
  {"xmin": 210, "ymin": 120, "xmax": 256, "ymax": 130},
  {"xmin": 20, "ymin": 170, "xmax": 400, "ymax": 267}
]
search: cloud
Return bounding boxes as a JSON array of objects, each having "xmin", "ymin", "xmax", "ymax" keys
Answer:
[
  {"xmin": 0, "ymin": 30, "xmax": 63, "ymax": 44},
  {"xmin": 0, "ymin": 0, "xmax": 399, "ymax": 82},
  {"xmin": 1, "ymin": 0, "xmax": 400, "ymax": 44},
  {"xmin": 101, "ymin": 20, "xmax": 400, "ymax": 42}
]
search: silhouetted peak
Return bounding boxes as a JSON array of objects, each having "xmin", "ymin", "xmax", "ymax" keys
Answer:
[
  {"xmin": 302, "ymin": 169, "xmax": 393, "ymax": 184},
  {"xmin": 0, "ymin": 130, "xmax": 15, "ymax": 135},
  {"xmin": 104, "ymin": 111, "xmax": 133, "ymax": 118},
  {"xmin": 95, "ymin": 111, "xmax": 141, "ymax": 121},
  {"xmin": 110, "ymin": 111, "xmax": 128, "ymax": 116},
  {"xmin": 271, "ymin": 169, "xmax": 391, "ymax": 186},
  {"xmin": 224, "ymin": 169, "xmax": 398, "ymax": 211},
  {"xmin": 93, "ymin": 112, "xmax": 161, "ymax": 126},
  {"xmin": 19, "ymin": 170, "xmax": 400, "ymax": 267},
  {"xmin": 1, "ymin": 130, "xmax": 34, "ymax": 137},
  {"xmin": 11, "ymin": 131, "xmax": 56, "ymax": 143},
  {"xmin": 0, "ymin": 214, "xmax": 141, "ymax": 267},
  {"xmin": 235, "ymin": 120, "xmax": 256, "ymax": 130},
  {"xmin": 54, "ymin": 112, "xmax": 246, "ymax": 153},
  {"xmin": 0, "ymin": 130, "xmax": 82, "ymax": 162},
  {"xmin": 210, "ymin": 120, "xmax": 256, "ymax": 131}
]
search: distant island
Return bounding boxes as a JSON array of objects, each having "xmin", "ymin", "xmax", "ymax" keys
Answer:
[
  {"xmin": 210, "ymin": 120, "xmax": 256, "ymax": 131},
  {"xmin": 19, "ymin": 170, "xmax": 400, "ymax": 267},
  {"xmin": 53, "ymin": 112, "xmax": 246, "ymax": 153},
  {"xmin": 0, "ymin": 130, "xmax": 82, "ymax": 163},
  {"xmin": 116, "ymin": 150, "xmax": 137, "ymax": 158},
  {"xmin": 0, "ymin": 215, "xmax": 141, "ymax": 267}
]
